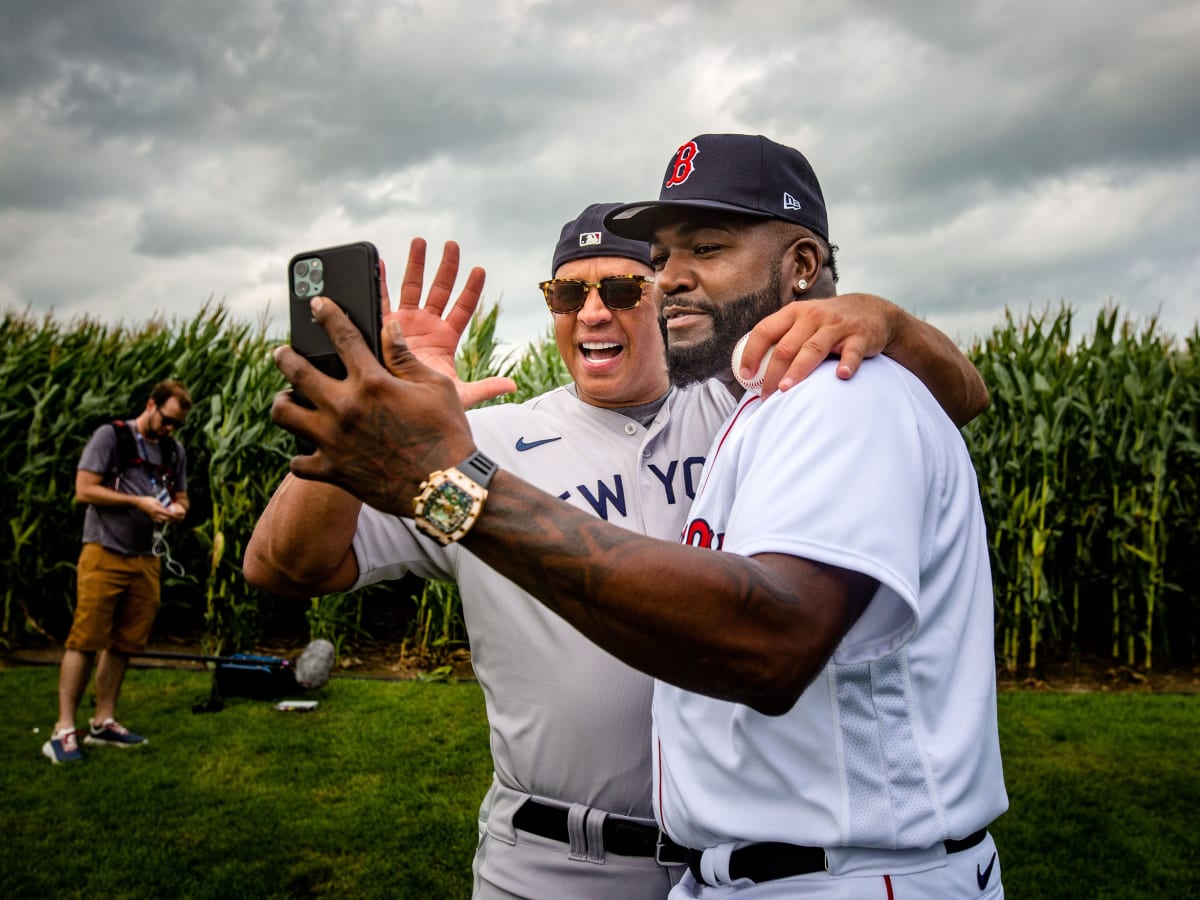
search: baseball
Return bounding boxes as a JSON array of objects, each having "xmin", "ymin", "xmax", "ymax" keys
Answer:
[{"xmin": 731, "ymin": 332, "xmax": 775, "ymax": 393}]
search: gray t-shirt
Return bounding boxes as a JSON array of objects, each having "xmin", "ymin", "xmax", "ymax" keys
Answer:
[{"xmin": 77, "ymin": 421, "xmax": 188, "ymax": 556}]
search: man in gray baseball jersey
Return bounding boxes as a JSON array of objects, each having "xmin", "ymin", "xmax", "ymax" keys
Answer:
[{"xmin": 248, "ymin": 201, "xmax": 988, "ymax": 898}]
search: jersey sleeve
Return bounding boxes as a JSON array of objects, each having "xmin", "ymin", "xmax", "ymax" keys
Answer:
[
  {"xmin": 722, "ymin": 360, "xmax": 933, "ymax": 663},
  {"xmin": 351, "ymin": 503, "xmax": 456, "ymax": 588},
  {"xmin": 77, "ymin": 424, "xmax": 117, "ymax": 477}
]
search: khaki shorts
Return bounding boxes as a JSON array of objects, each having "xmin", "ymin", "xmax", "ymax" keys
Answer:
[{"xmin": 65, "ymin": 543, "xmax": 161, "ymax": 654}]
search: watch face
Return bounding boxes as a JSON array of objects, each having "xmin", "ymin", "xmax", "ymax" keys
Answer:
[{"xmin": 425, "ymin": 481, "xmax": 473, "ymax": 532}]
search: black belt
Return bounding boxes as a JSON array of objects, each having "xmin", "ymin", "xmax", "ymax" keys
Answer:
[
  {"xmin": 686, "ymin": 827, "xmax": 989, "ymax": 886},
  {"xmin": 512, "ymin": 798, "xmax": 686, "ymax": 864}
]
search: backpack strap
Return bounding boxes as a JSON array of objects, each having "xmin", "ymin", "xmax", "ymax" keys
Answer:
[
  {"xmin": 110, "ymin": 420, "xmax": 139, "ymax": 477},
  {"xmin": 160, "ymin": 432, "xmax": 178, "ymax": 477},
  {"xmin": 110, "ymin": 420, "xmax": 179, "ymax": 493}
]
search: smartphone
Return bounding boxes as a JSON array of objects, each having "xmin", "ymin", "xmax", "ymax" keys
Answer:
[{"xmin": 288, "ymin": 241, "xmax": 383, "ymax": 380}]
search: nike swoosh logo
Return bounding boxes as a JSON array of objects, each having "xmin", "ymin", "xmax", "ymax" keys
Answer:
[
  {"xmin": 977, "ymin": 851, "xmax": 997, "ymax": 890},
  {"xmin": 515, "ymin": 436, "xmax": 563, "ymax": 452}
]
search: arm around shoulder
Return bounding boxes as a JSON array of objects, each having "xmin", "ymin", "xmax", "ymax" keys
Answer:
[
  {"xmin": 882, "ymin": 303, "xmax": 988, "ymax": 427},
  {"xmin": 749, "ymin": 294, "xmax": 988, "ymax": 426}
]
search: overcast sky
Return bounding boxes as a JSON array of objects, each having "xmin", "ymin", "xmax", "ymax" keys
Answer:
[{"xmin": 3, "ymin": 0, "xmax": 1198, "ymax": 359}]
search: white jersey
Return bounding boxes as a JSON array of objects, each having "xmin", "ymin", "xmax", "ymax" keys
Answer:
[
  {"xmin": 655, "ymin": 357, "xmax": 1008, "ymax": 854},
  {"xmin": 353, "ymin": 380, "xmax": 734, "ymax": 818}
]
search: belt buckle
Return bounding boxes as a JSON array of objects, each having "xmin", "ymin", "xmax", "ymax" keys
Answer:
[{"xmin": 655, "ymin": 831, "xmax": 686, "ymax": 866}]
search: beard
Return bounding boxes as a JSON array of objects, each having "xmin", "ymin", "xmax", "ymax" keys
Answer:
[{"xmin": 663, "ymin": 267, "xmax": 784, "ymax": 387}]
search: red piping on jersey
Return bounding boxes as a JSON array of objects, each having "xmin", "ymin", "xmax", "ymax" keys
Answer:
[
  {"xmin": 884, "ymin": 874, "xmax": 895, "ymax": 898},
  {"xmin": 659, "ymin": 396, "xmax": 761, "ymax": 850},
  {"xmin": 697, "ymin": 394, "xmax": 761, "ymax": 497}
]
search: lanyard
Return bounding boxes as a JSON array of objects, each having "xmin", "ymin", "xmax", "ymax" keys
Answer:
[{"xmin": 133, "ymin": 429, "xmax": 161, "ymax": 487}]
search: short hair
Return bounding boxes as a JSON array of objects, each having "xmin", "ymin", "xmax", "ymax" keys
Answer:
[
  {"xmin": 151, "ymin": 380, "xmax": 193, "ymax": 413},
  {"xmin": 825, "ymin": 242, "xmax": 840, "ymax": 286},
  {"xmin": 764, "ymin": 220, "xmax": 839, "ymax": 287}
]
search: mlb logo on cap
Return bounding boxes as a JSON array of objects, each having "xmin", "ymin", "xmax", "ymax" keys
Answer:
[
  {"xmin": 604, "ymin": 134, "xmax": 829, "ymax": 242},
  {"xmin": 549, "ymin": 204, "xmax": 652, "ymax": 274},
  {"xmin": 550, "ymin": 202, "xmax": 653, "ymax": 275}
]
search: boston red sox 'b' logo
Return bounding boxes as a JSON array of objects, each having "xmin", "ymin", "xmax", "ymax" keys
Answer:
[
  {"xmin": 665, "ymin": 141, "xmax": 699, "ymax": 188},
  {"xmin": 682, "ymin": 517, "xmax": 723, "ymax": 550}
]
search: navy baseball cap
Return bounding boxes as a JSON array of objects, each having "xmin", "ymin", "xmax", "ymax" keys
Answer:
[
  {"xmin": 604, "ymin": 134, "xmax": 829, "ymax": 242},
  {"xmin": 551, "ymin": 202, "xmax": 653, "ymax": 275}
]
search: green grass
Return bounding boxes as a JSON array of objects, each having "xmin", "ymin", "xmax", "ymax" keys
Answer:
[
  {"xmin": 1, "ymin": 668, "xmax": 1196, "ymax": 898},
  {"xmin": 1, "ymin": 667, "xmax": 491, "ymax": 899},
  {"xmin": 994, "ymin": 692, "xmax": 1199, "ymax": 898}
]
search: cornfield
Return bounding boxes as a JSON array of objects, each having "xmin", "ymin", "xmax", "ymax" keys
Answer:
[
  {"xmin": 1, "ymin": 302, "xmax": 1195, "ymax": 674},
  {"xmin": 0, "ymin": 304, "xmax": 297, "ymax": 654},
  {"xmin": 966, "ymin": 305, "xmax": 1199, "ymax": 673}
]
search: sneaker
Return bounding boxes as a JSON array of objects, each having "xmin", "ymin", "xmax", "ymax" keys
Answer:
[
  {"xmin": 84, "ymin": 718, "xmax": 147, "ymax": 748},
  {"xmin": 42, "ymin": 728, "xmax": 84, "ymax": 764}
]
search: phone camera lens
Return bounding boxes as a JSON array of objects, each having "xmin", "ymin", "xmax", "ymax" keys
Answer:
[
  {"xmin": 296, "ymin": 281, "xmax": 311, "ymax": 297},
  {"xmin": 295, "ymin": 261, "xmax": 310, "ymax": 278}
]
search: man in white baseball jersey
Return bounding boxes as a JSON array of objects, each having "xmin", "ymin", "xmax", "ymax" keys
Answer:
[{"xmin": 250, "ymin": 196, "xmax": 990, "ymax": 898}]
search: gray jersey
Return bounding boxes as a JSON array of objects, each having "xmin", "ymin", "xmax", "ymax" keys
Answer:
[{"xmin": 352, "ymin": 380, "xmax": 734, "ymax": 817}]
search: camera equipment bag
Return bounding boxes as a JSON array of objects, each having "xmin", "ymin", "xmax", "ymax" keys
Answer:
[{"xmin": 213, "ymin": 654, "xmax": 300, "ymax": 701}]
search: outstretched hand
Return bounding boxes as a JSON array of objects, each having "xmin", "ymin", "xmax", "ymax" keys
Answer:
[
  {"xmin": 272, "ymin": 297, "xmax": 477, "ymax": 516},
  {"xmin": 738, "ymin": 293, "xmax": 899, "ymax": 397},
  {"xmin": 383, "ymin": 239, "xmax": 516, "ymax": 409}
]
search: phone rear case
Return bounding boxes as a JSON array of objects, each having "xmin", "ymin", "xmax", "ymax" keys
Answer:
[{"xmin": 288, "ymin": 241, "xmax": 382, "ymax": 378}]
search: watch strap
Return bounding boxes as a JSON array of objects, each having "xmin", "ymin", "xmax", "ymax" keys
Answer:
[{"xmin": 458, "ymin": 449, "xmax": 497, "ymax": 489}]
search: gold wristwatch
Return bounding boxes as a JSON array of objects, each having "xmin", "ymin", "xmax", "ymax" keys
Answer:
[{"xmin": 413, "ymin": 450, "xmax": 498, "ymax": 545}]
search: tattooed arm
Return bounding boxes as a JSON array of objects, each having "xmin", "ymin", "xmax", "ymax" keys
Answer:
[{"xmin": 461, "ymin": 472, "xmax": 876, "ymax": 714}]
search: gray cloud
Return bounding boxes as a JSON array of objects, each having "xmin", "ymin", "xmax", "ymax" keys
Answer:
[{"xmin": 0, "ymin": 0, "xmax": 1196, "ymax": 353}]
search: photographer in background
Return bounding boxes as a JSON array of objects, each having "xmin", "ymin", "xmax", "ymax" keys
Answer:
[{"xmin": 43, "ymin": 380, "xmax": 192, "ymax": 764}]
